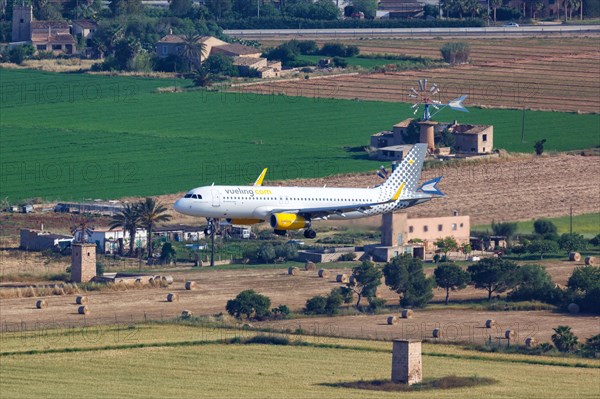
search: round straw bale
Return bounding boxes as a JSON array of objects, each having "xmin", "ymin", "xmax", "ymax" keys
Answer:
[
  {"xmin": 161, "ymin": 275, "xmax": 174, "ymax": 285},
  {"xmin": 75, "ymin": 295, "xmax": 88, "ymax": 305},
  {"xmin": 167, "ymin": 292, "xmax": 179, "ymax": 302},
  {"xmin": 147, "ymin": 277, "xmax": 155, "ymax": 285},
  {"xmin": 505, "ymin": 330, "xmax": 515, "ymax": 339},
  {"xmin": 36, "ymin": 299, "xmax": 47, "ymax": 309},
  {"xmin": 525, "ymin": 337, "xmax": 537, "ymax": 347},
  {"xmin": 401, "ymin": 309, "xmax": 413, "ymax": 319},
  {"xmin": 78, "ymin": 305, "xmax": 90, "ymax": 315},
  {"xmin": 433, "ymin": 328, "xmax": 442, "ymax": 338},
  {"xmin": 568, "ymin": 252, "xmax": 581, "ymax": 262},
  {"xmin": 387, "ymin": 316, "xmax": 399, "ymax": 325},
  {"xmin": 185, "ymin": 281, "xmax": 196, "ymax": 290},
  {"xmin": 181, "ymin": 310, "xmax": 193, "ymax": 319},
  {"xmin": 567, "ymin": 302, "xmax": 580, "ymax": 314},
  {"xmin": 336, "ymin": 274, "xmax": 349, "ymax": 283},
  {"xmin": 135, "ymin": 278, "xmax": 143, "ymax": 284},
  {"xmin": 585, "ymin": 256, "xmax": 597, "ymax": 266},
  {"xmin": 288, "ymin": 267, "xmax": 299, "ymax": 276},
  {"xmin": 304, "ymin": 261, "xmax": 315, "ymax": 271},
  {"xmin": 349, "ymin": 275, "xmax": 356, "ymax": 284},
  {"xmin": 318, "ymin": 269, "xmax": 329, "ymax": 278},
  {"xmin": 485, "ymin": 319, "xmax": 496, "ymax": 328}
]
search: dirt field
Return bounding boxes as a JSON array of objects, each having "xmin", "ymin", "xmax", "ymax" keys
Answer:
[
  {"xmin": 1, "ymin": 261, "xmax": 597, "ymax": 343},
  {"xmin": 247, "ymin": 37, "xmax": 600, "ymax": 113}
]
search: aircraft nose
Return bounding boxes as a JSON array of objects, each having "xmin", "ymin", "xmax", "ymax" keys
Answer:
[{"xmin": 174, "ymin": 198, "xmax": 185, "ymax": 214}]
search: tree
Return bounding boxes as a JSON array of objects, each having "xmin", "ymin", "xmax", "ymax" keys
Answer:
[
  {"xmin": 257, "ymin": 243, "xmax": 276, "ymax": 263},
  {"xmin": 534, "ymin": 139, "xmax": 546, "ymax": 155},
  {"xmin": 226, "ymin": 289, "xmax": 271, "ymax": 319},
  {"xmin": 169, "ymin": 0, "xmax": 193, "ymax": 17},
  {"xmin": 347, "ymin": 261, "xmax": 383, "ymax": 308},
  {"xmin": 533, "ymin": 219, "xmax": 557, "ymax": 236},
  {"xmin": 461, "ymin": 243, "xmax": 472, "ymax": 260},
  {"xmin": 551, "ymin": 325, "xmax": 579, "ymax": 353},
  {"xmin": 159, "ymin": 242, "xmax": 177, "ymax": 264},
  {"xmin": 109, "ymin": 203, "xmax": 141, "ymax": 257},
  {"xmin": 351, "ymin": 0, "xmax": 378, "ymax": 18},
  {"xmin": 137, "ymin": 197, "xmax": 172, "ymax": 260},
  {"xmin": 568, "ymin": 266, "xmax": 600, "ymax": 293},
  {"xmin": 304, "ymin": 288, "xmax": 343, "ymax": 315},
  {"xmin": 304, "ymin": 295, "xmax": 327, "ymax": 315},
  {"xmin": 203, "ymin": 53, "xmax": 238, "ymax": 76},
  {"xmin": 109, "ymin": 0, "xmax": 143, "ymax": 16},
  {"xmin": 206, "ymin": 0, "xmax": 232, "ymax": 19},
  {"xmin": 114, "ymin": 37, "xmax": 141, "ymax": 70},
  {"xmin": 190, "ymin": 68, "xmax": 212, "ymax": 87},
  {"xmin": 527, "ymin": 239, "xmax": 559, "ymax": 259},
  {"xmin": 491, "ymin": 221, "xmax": 518, "ymax": 244},
  {"xmin": 490, "ymin": 0, "xmax": 502, "ymax": 21},
  {"xmin": 8, "ymin": 45, "xmax": 33, "ymax": 65},
  {"xmin": 275, "ymin": 243, "xmax": 298, "ymax": 261},
  {"xmin": 440, "ymin": 42, "xmax": 471, "ymax": 65},
  {"xmin": 383, "ymin": 255, "xmax": 434, "ymax": 307},
  {"xmin": 508, "ymin": 264, "xmax": 563, "ymax": 304},
  {"xmin": 467, "ymin": 258, "xmax": 520, "ymax": 300},
  {"xmin": 180, "ymin": 34, "xmax": 207, "ymax": 72},
  {"xmin": 435, "ymin": 236, "xmax": 459, "ymax": 259},
  {"xmin": 434, "ymin": 263, "xmax": 470, "ymax": 305},
  {"xmin": 558, "ymin": 233, "xmax": 587, "ymax": 253},
  {"xmin": 532, "ymin": 0, "xmax": 545, "ymax": 18}
]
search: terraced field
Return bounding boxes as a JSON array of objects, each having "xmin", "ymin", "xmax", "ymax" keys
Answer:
[{"xmin": 253, "ymin": 37, "xmax": 600, "ymax": 113}]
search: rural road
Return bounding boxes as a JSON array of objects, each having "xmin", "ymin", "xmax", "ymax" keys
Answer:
[{"xmin": 225, "ymin": 25, "xmax": 600, "ymax": 39}]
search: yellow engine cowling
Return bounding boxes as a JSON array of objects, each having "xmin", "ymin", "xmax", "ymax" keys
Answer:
[
  {"xmin": 270, "ymin": 213, "xmax": 310, "ymax": 230},
  {"xmin": 226, "ymin": 218, "xmax": 263, "ymax": 226}
]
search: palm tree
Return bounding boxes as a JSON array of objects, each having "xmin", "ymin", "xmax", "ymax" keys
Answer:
[
  {"xmin": 137, "ymin": 197, "xmax": 172, "ymax": 261},
  {"xmin": 551, "ymin": 325, "xmax": 579, "ymax": 353},
  {"xmin": 180, "ymin": 34, "xmax": 207, "ymax": 71},
  {"xmin": 490, "ymin": 0, "xmax": 502, "ymax": 22},
  {"xmin": 190, "ymin": 68, "xmax": 212, "ymax": 87},
  {"xmin": 109, "ymin": 203, "xmax": 140, "ymax": 257}
]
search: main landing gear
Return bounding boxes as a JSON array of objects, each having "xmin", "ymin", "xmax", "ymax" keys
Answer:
[{"xmin": 303, "ymin": 229, "xmax": 317, "ymax": 239}]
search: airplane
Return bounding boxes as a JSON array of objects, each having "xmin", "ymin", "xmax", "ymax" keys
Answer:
[{"xmin": 173, "ymin": 143, "xmax": 444, "ymax": 239}]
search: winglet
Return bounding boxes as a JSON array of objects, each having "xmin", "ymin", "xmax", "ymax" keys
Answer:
[
  {"xmin": 391, "ymin": 182, "xmax": 405, "ymax": 201},
  {"xmin": 253, "ymin": 168, "xmax": 268, "ymax": 186}
]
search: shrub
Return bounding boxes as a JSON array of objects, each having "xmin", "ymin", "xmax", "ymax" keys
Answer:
[
  {"xmin": 590, "ymin": 234, "xmax": 600, "ymax": 247},
  {"xmin": 558, "ymin": 233, "xmax": 587, "ymax": 253},
  {"xmin": 332, "ymin": 56, "xmax": 348, "ymax": 68},
  {"xmin": 440, "ymin": 42, "xmax": 470, "ymax": 65},
  {"xmin": 226, "ymin": 290, "xmax": 271, "ymax": 320},
  {"xmin": 96, "ymin": 262, "xmax": 105, "ymax": 276},
  {"xmin": 338, "ymin": 252, "xmax": 356, "ymax": 261},
  {"xmin": 508, "ymin": 264, "xmax": 563, "ymax": 305},
  {"xmin": 533, "ymin": 219, "xmax": 557, "ymax": 236},
  {"xmin": 245, "ymin": 335, "xmax": 290, "ymax": 345},
  {"xmin": 320, "ymin": 42, "xmax": 347, "ymax": 57},
  {"xmin": 526, "ymin": 239, "xmax": 560, "ymax": 259},
  {"xmin": 304, "ymin": 295, "xmax": 327, "ymax": 314},
  {"xmin": 368, "ymin": 297, "xmax": 386, "ymax": 311},
  {"xmin": 304, "ymin": 288, "xmax": 343, "ymax": 315}
]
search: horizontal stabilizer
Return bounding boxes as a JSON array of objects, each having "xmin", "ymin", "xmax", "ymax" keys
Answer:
[
  {"xmin": 448, "ymin": 95, "xmax": 469, "ymax": 113},
  {"xmin": 418, "ymin": 176, "xmax": 444, "ymax": 196}
]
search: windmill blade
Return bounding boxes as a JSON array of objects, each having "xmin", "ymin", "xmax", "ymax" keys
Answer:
[
  {"xmin": 411, "ymin": 103, "xmax": 419, "ymax": 109},
  {"xmin": 432, "ymin": 100, "xmax": 442, "ymax": 104},
  {"xmin": 448, "ymin": 95, "xmax": 469, "ymax": 112},
  {"xmin": 413, "ymin": 107, "xmax": 419, "ymax": 115},
  {"xmin": 432, "ymin": 104, "xmax": 439, "ymax": 110},
  {"xmin": 429, "ymin": 84, "xmax": 438, "ymax": 93},
  {"xmin": 410, "ymin": 88, "xmax": 419, "ymax": 96},
  {"xmin": 418, "ymin": 79, "xmax": 424, "ymax": 92},
  {"xmin": 423, "ymin": 79, "xmax": 428, "ymax": 91},
  {"xmin": 408, "ymin": 93, "xmax": 417, "ymax": 98}
]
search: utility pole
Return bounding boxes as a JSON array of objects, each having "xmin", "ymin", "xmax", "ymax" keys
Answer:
[{"xmin": 570, "ymin": 206, "xmax": 573, "ymax": 235}]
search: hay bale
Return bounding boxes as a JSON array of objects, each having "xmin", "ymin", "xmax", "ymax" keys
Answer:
[
  {"xmin": 585, "ymin": 256, "xmax": 597, "ymax": 266},
  {"xmin": 349, "ymin": 275, "xmax": 356, "ymax": 285},
  {"xmin": 525, "ymin": 337, "xmax": 537, "ymax": 347},
  {"xmin": 78, "ymin": 305, "xmax": 90, "ymax": 315},
  {"xmin": 505, "ymin": 330, "xmax": 515, "ymax": 339},
  {"xmin": 135, "ymin": 278, "xmax": 143, "ymax": 284},
  {"xmin": 185, "ymin": 281, "xmax": 196, "ymax": 290},
  {"xmin": 336, "ymin": 274, "xmax": 349, "ymax": 283},
  {"xmin": 433, "ymin": 328, "xmax": 442, "ymax": 338},
  {"xmin": 167, "ymin": 292, "xmax": 179, "ymax": 302},
  {"xmin": 161, "ymin": 275, "xmax": 174, "ymax": 285},
  {"xmin": 181, "ymin": 310, "xmax": 193, "ymax": 319},
  {"xmin": 318, "ymin": 269, "xmax": 329, "ymax": 278},
  {"xmin": 387, "ymin": 316, "xmax": 399, "ymax": 325},
  {"xmin": 36, "ymin": 299, "xmax": 47, "ymax": 309},
  {"xmin": 568, "ymin": 252, "xmax": 581, "ymax": 262},
  {"xmin": 401, "ymin": 309, "xmax": 413, "ymax": 319},
  {"xmin": 75, "ymin": 295, "xmax": 88, "ymax": 305},
  {"xmin": 304, "ymin": 261, "xmax": 315, "ymax": 271},
  {"xmin": 567, "ymin": 302, "xmax": 580, "ymax": 314},
  {"xmin": 288, "ymin": 267, "xmax": 299, "ymax": 276},
  {"xmin": 147, "ymin": 277, "xmax": 155, "ymax": 285},
  {"xmin": 485, "ymin": 319, "xmax": 496, "ymax": 328}
]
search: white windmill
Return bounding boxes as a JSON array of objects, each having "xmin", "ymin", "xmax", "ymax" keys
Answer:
[{"xmin": 408, "ymin": 79, "xmax": 469, "ymax": 121}]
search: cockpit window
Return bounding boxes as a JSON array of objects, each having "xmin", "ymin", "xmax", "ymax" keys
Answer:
[
  {"xmin": 184, "ymin": 194, "xmax": 193, "ymax": 198},
  {"xmin": 191, "ymin": 194, "xmax": 202, "ymax": 199}
]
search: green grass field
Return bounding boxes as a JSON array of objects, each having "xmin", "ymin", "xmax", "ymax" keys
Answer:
[
  {"xmin": 1, "ymin": 69, "xmax": 598, "ymax": 202},
  {"xmin": 1, "ymin": 323, "xmax": 598, "ymax": 398},
  {"xmin": 474, "ymin": 212, "xmax": 600, "ymax": 238},
  {"xmin": 297, "ymin": 54, "xmax": 438, "ymax": 69}
]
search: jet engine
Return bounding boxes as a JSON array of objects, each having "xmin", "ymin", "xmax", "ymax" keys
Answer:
[{"xmin": 270, "ymin": 213, "xmax": 310, "ymax": 230}]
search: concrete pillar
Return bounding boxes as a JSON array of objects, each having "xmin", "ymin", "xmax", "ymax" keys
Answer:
[
  {"xmin": 418, "ymin": 121, "xmax": 437, "ymax": 151},
  {"xmin": 391, "ymin": 339, "xmax": 422, "ymax": 385},
  {"xmin": 71, "ymin": 243, "xmax": 97, "ymax": 283},
  {"xmin": 381, "ymin": 212, "xmax": 408, "ymax": 247}
]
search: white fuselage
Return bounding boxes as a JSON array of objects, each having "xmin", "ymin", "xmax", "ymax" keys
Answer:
[{"xmin": 173, "ymin": 185, "xmax": 428, "ymax": 221}]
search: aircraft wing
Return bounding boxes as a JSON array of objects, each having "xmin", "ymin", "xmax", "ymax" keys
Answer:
[{"xmin": 267, "ymin": 184, "xmax": 405, "ymax": 219}]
